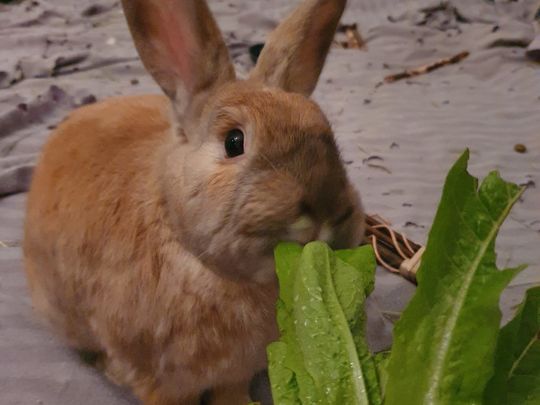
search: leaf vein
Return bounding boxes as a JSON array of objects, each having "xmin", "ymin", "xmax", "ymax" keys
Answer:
[{"xmin": 423, "ymin": 184, "xmax": 522, "ymax": 403}]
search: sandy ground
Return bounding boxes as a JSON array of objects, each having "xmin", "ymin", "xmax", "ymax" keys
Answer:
[{"xmin": 0, "ymin": 0, "xmax": 539, "ymax": 404}]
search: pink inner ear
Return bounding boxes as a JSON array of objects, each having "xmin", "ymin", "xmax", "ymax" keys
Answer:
[{"xmin": 156, "ymin": 0, "xmax": 198, "ymax": 92}]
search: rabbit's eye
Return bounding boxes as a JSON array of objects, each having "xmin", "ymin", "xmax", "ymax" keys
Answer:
[{"xmin": 225, "ymin": 129, "xmax": 244, "ymax": 158}]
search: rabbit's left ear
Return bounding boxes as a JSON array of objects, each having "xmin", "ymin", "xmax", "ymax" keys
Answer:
[
  {"xmin": 249, "ymin": 0, "xmax": 346, "ymax": 97},
  {"xmin": 121, "ymin": 0, "xmax": 235, "ymax": 122}
]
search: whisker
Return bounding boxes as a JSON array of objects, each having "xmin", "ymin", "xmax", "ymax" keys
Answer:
[
  {"xmin": 195, "ymin": 245, "xmax": 213, "ymax": 260},
  {"xmin": 259, "ymin": 152, "xmax": 279, "ymax": 174}
]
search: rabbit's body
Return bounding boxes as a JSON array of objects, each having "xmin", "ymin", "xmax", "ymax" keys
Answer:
[
  {"xmin": 25, "ymin": 94, "xmax": 277, "ymax": 402},
  {"xmin": 24, "ymin": 0, "xmax": 363, "ymax": 403}
]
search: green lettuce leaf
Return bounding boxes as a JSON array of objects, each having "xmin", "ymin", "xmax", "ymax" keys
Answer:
[
  {"xmin": 335, "ymin": 248, "xmax": 380, "ymax": 403},
  {"xmin": 373, "ymin": 351, "xmax": 391, "ymax": 398},
  {"xmin": 268, "ymin": 242, "xmax": 379, "ymax": 405},
  {"xmin": 384, "ymin": 150, "xmax": 525, "ymax": 405},
  {"xmin": 485, "ymin": 286, "xmax": 540, "ymax": 404}
]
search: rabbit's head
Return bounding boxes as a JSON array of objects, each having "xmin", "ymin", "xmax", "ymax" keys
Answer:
[{"xmin": 122, "ymin": 0, "xmax": 364, "ymax": 282}]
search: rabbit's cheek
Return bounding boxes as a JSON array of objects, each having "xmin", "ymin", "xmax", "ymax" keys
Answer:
[
  {"xmin": 208, "ymin": 249, "xmax": 276, "ymax": 283},
  {"xmin": 251, "ymin": 255, "xmax": 277, "ymax": 284},
  {"xmin": 331, "ymin": 208, "xmax": 365, "ymax": 249}
]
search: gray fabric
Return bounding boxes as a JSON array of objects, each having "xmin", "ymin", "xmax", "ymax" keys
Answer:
[{"xmin": 1, "ymin": 0, "xmax": 539, "ymax": 404}]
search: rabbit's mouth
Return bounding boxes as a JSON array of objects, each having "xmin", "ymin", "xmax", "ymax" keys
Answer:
[
  {"xmin": 285, "ymin": 206, "xmax": 362, "ymax": 249},
  {"xmin": 286, "ymin": 215, "xmax": 332, "ymax": 246}
]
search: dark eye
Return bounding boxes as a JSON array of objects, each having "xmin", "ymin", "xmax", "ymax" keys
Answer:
[{"xmin": 224, "ymin": 129, "xmax": 244, "ymax": 158}]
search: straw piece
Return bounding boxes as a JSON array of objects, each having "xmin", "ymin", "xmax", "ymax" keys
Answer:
[
  {"xmin": 0, "ymin": 240, "xmax": 21, "ymax": 248},
  {"xmin": 372, "ymin": 224, "xmax": 409, "ymax": 260},
  {"xmin": 336, "ymin": 23, "xmax": 366, "ymax": 49},
  {"xmin": 400, "ymin": 246, "xmax": 426, "ymax": 282},
  {"xmin": 371, "ymin": 236, "xmax": 400, "ymax": 274},
  {"xmin": 364, "ymin": 214, "xmax": 425, "ymax": 284}
]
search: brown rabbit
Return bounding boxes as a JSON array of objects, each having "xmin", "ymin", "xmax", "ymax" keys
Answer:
[{"xmin": 23, "ymin": 0, "xmax": 364, "ymax": 403}]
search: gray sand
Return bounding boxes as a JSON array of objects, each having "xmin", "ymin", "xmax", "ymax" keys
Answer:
[{"xmin": 1, "ymin": 0, "xmax": 539, "ymax": 404}]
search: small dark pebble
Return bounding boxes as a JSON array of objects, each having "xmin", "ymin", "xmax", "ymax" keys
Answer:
[
  {"xmin": 402, "ymin": 203, "xmax": 412, "ymax": 207},
  {"xmin": 17, "ymin": 103, "xmax": 28, "ymax": 112},
  {"xmin": 390, "ymin": 142, "xmax": 399, "ymax": 149},
  {"xmin": 363, "ymin": 99, "xmax": 371, "ymax": 104},
  {"xmin": 442, "ymin": 100, "xmax": 450, "ymax": 105},
  {"xmin": 363, "ymin": 155, "xmax": 383, "ymax": 164},
  {"xmin": 50, "ymin": 85, "xmax": 64, "ymax": 102},
  {"xmin": 492, "ymin": 25, "xmax": 500, "ymax": 33},
  {"xmin": 47, "ymin": 125, "xmax": 57, "ymax": 130},
  {"xmin": 82, "ymin": 4, "xmax": 105, "ymax": 17},
  {"xmin": 382, "ymin": 63, "xmax": 390, "ymax": 69},
  {"xmin": 130, "ymin": 78, "xmax": 139, "ymax": 85},
  {"xmin": 248, "ymin": 43, "xmax": 265, "ymax": 64},
  {"xmin": 80, "ymin": 94, "xmax": 97, "ymax": 105},
  {"xmin": 519, "ymin": 180, "xmax": 535, "ymax": 188},
  {"xmin": 344, "ymin": 160, "xmax": 353, "ymax": 165},
  {"xmin": 404, "ymin": 221, "xmax": 424, "ymax": 229},
  {"xmin": 78, "ymin": 350, "xmax": 102, "ymax": 365},
  {"xmin": 514, "ymin": 144, "xmax": 527, "ymax": 153}
]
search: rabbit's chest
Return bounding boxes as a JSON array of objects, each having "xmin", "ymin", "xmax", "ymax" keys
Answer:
[{"xmin": 154, "ymin": 274, "xmax": 279, "ymax": 386}]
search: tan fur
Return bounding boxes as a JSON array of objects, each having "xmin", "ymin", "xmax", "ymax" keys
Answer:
[
  {"xmin": 249, "ymin": 0, "xmax": 347, "ymax": 96},
  {"xmin": 24, "ymin": 1, "xmax": 362, "ymax": 404}
]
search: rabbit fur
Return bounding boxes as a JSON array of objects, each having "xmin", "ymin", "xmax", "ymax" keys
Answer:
[{"xmin": 23, "ymin": 0, "xmax": 364, "ymax": 403}]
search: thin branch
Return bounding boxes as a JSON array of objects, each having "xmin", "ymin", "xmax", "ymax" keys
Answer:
[{"xmin": 384, "ymin": 51, "xmax": 469, "ymax": 84}]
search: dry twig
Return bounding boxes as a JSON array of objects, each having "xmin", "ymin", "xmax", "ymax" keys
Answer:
[{"xmin": 384, "ymin": 51, "xmax": 469, "ymax": 84}]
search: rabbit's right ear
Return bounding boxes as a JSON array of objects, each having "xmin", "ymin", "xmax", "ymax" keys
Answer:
[
  {"xmin": 249, "ymin": 0, "xmax": 346, "ymax": 97},
  {"xmin": 121, "ymin": 0, "xmax": 235, "ymax": 122}
]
